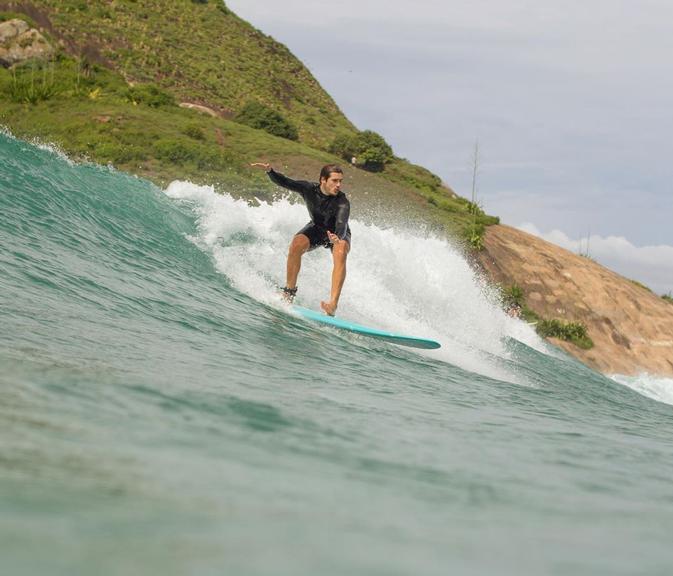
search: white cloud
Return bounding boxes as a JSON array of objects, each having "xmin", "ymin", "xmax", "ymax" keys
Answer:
[{"xmin": 518, "ymin": 223, "xmax": 673, "ymax": 295}]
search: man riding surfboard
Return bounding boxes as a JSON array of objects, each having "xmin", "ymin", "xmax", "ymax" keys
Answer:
[{"xmin": 250, "ymin": 163, "xmax": 351, "ymax": 316}]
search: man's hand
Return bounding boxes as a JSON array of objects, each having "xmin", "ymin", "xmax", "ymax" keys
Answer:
[
  {"xmin": 327, "ymin": 231, "xmax": 340, "ymax": 245},
  {"xmin": 250, "ymin": 162, "xmax": 272, "ymax": 171}
]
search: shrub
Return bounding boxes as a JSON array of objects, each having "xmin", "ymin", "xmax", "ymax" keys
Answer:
[
  {"xmin": 502, "ymin": 284, "xmax": 525, "ymax": 308},
  {"xmin": 234, "ymin": 101, "xmax": 298, "ymax": 141},
  {"xmin": 329, "ymin": 129, "xmax": 393, "ymax": 171},
  {"xmin": 5, "ymin": 62, "xmax": 60, "ymax": 103},
  {"xmin": 481, "ymin": 214, "xmax": 500, "ymax": 226},
  {"xmin": 536, "ymin": 319, "xmax": 594, "ymax": 349},
  {"xmin": 328, "ymin": 133, "xmax": 357, "ymax": 159},
  {"xmin": 154, "ymin": 139, "xmax": 197, "ymax": 164},
  {"xmin": 466, "ymin": 200, "xmax": 484, "ymax": 216},
  {"xmin": 183, "ymin": 124, "xmax": 206, "ymax": 141},
  {"xmin": 356, "ymin": 130, "xmax": 393, "ymax": 169},
  {"xmin": 126, "ymin": 83, "xmax": 175, "ymax": 107},
  {"xmin": 95, "ymin": 143, "xmax": 147, "ymax": 164},
  {"xmin": 662, "ymin": 293, "xmax": 673, "ymax": 304},
  {"xmin": 468, "ymin": 225, "xmax": 485, "ymax": 250}
]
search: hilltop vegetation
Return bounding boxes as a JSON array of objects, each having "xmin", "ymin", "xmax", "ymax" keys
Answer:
[
  {"xmin": 13, "ymin": 0, "xmax": 354, "ymax": 149},
  {"xmin": 0, "ymin": 0, "xmax": 499, "ymax": 243}
]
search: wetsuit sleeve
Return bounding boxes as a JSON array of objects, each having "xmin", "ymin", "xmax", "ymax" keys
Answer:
[
  {"xmin": 334, "ymin": 196, "xmax": 350, "ymax": 240},
  {"xmin": 267, "ymin": 169, "xmax": 313, "ymax": 199}
]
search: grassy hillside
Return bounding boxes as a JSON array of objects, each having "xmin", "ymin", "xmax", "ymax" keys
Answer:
[
  {"xmin": 1, "ymin": 0, "xmax": 354, "ymax": 149},
  {"xmin": 0, "ymin": 0, "xmax": 499, "ymax": 243}
]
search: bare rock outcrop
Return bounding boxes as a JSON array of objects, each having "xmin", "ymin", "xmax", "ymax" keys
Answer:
[
  {"xmin": 477, "ymin": 224, "xmax": 673, "ymax": 376},
  {"xmin": 0, "ymin": 18, "xmax": 54, "ymax": 68}
]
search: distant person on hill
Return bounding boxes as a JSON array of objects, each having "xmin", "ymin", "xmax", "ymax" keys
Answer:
[{"xmin": 250, "ymin": 162, "xmax": 351, "ymax": 316}]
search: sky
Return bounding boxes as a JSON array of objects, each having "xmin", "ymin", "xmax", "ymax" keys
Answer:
[{"xmin": 226, "ymin": 0, "xmax": 673, "ymax": 294}]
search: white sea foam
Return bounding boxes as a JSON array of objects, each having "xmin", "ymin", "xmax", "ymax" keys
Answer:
[
  {"xmin": 164, "ymin": 180, "xmax": 549, "ymax": 382},
  {"xmin": 610, "ymin": 373, "xmax": 673, "ymax": 406}
]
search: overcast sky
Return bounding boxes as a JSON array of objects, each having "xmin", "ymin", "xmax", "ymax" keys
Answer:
[{"xmin": 226, "ymin": 0, "xmax": 673, "ymax": 294}]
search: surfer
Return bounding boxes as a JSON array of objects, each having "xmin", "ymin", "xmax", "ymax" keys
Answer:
[{"xmin": 250, "ymin": 162, "xmax": 351, "ymax": 316}]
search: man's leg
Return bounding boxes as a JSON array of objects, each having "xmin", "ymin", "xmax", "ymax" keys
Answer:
[
  {"xmin": 286, "ymin": 234, "xmax": 310, "ymax": 290},
  {"xmin": 320, "ymin": 240, "xmax": 349, "ymax": 316}
]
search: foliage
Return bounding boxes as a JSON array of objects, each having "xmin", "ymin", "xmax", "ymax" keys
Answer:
[
  {"xmin": 356, "ymin": 130, "xmax": 393, "ymax": 169},
  {"xmin": 126, "ymin": 83, "xmax": 176, "ymax": 107},
  {"xmin": 328, "ymin": 133, "xmax": 355, "ymax": 160},
  {"xmin": 12, "ymin": 0, "xmax": 354, "ymax": 149},
  {"xmin": 6, "ymin": 62, "xmax": 59, "ymax": 103},
  {"xmin": 183, "ymin": 123, "xmax": 206, "ymax": 140},
  {"xmin": 234, "ymin": 101, "xmax": 298, "ymax": 141},
  {"xmin": 95, "ymin": 142, "xmax": 147, "ymax": 164},
  {"xmin": 536, "ymin": 319, "xmax": 594, "ymax": 350},
  {"xmin": 469, "ymin": 225, "xmax": 485, "ymax": 250},
  {"xmin": 1, "ymin": 56, "xmax": 129, "ymax": 104},
  {"xmin": 662, "ymin": 293, "xmax": 673, "ymax": 304},
  {"xmin": 0, "ymin": 11, "xmax": 37, "ymax": 27},
  {"xmin": 498, "ymin": 284, "xmax": 537, "ymax": 323},
  {"xmin": 502, "ymin": 284, "xmax": 525, "ymax": 308},
  {"xmin": 329, "ymin": 130, "xmax": 393, "ymax": 170},
  {"xmin": 154, "ymin": 139, "xmax": 198, "ymax": 163}
]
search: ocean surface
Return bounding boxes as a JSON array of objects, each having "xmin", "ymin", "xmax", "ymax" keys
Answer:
[{"xmin": 2, "ymin": 131, "xmax": 673, "ymax": 575}]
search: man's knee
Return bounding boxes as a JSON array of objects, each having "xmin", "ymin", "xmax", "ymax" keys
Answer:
[{"xmin": 289, "ymin": 234, "xmax": 310, "ymax": 256}]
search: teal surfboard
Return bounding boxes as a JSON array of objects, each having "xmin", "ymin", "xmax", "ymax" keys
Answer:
[{"xmin": 292, "ymin": 306, "xmax": 441, "ymax": 350}]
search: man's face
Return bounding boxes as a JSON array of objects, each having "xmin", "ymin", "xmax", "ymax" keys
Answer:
[{"xmin": 320, "ymin": 172, "xmax": 343, "ymax": 196}]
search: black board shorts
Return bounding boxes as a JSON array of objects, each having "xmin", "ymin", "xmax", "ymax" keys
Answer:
[{"xmin": 296, "ymin": 222, "xmax": 351, "ymax": 251}]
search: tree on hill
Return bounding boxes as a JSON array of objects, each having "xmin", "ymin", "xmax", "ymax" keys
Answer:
[
  {"xmin": 329, "ymin": 129, "xmax": 393, "ymax": 171},
  {"xmin": 234, "ymin": 101, "xmax": 299, "ymax": 141}
]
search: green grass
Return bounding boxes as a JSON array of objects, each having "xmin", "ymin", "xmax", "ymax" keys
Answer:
[
  {"xmin": 15, "ymin": 0, "xmax": 355, "ymax": 149},
  {"xmin": 0, "ymin": 56, "xmax": 330, "ymax": 191}
]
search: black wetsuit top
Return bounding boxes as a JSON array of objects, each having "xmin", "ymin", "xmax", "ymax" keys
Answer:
[{"xmin": 267, "ymin": 169, "xmax": 351, "ymax": 248}]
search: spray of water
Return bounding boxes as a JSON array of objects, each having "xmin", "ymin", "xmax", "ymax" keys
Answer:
[
  {"xmin": 611, "ymin": 374, "xmax": 673, "ymax": 406},
  {"xmin": 164, "ymin": 180, "xmax": 549, "ymax": 382}
]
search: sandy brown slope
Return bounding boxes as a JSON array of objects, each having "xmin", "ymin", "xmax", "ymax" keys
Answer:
[{"xmin": 476, "ymin": 224, "xmax": 673, "ymax": 377}]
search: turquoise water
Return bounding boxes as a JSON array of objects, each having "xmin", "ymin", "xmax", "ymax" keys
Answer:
[{"xmin": 2, "ymin": 132, "xmax": 673, "ymax": 575}]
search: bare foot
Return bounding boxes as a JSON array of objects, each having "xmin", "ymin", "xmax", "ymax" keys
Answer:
[{"xmin": 320, "ymin": 300, "xmax": 337, "ymax": 316}]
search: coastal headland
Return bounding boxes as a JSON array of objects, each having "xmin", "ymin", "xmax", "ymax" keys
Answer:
[{"xmin": 2, "ymin": 0, "xmax": 672, "ymax": 376}]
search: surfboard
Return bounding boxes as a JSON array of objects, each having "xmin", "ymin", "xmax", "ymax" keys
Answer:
[{"xmin": 292, "ymin": 305, "xmax": 441, "ymax": 350}]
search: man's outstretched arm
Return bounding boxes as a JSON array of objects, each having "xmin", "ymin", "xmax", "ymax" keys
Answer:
[{"xmin": 250, "ymin": 162, "xmax": 311, "ymax": 196}]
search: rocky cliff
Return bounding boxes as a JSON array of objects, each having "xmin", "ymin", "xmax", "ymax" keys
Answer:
[{"xmin": 477, "ymin": 224, "xmax": 673, "ymax": 376}]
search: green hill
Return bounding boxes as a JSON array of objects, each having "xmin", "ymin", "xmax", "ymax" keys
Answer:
[
  {"xmin": 0, "ymin": 0, "xmax": 498, "ymax": 243},
  {"xmin": 1, "ymin": 0, "xmax": 354, "ymax": 149}
]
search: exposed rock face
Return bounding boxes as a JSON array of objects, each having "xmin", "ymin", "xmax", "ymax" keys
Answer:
[
  {"xmin": 477, "ymin": 224, "xmax": 673, "ymax": 376},
  {"xmin": 0, "ymin": 18, "xmax": 54, "ymax": 67}
]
